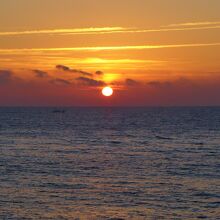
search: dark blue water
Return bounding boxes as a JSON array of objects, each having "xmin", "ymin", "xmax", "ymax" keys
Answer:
[{"xmin": 0, "ymin": 107, "xmax": 219, "ymax": 219}]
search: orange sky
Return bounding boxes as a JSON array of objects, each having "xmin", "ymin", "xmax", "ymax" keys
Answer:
[{"xmin": 0, "ymin": 0, "xmax": 220, "ymax": 106}]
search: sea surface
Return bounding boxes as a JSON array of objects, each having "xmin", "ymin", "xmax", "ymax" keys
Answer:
[{"xmin": 0, "ymin": 107, "xmax": 220, "ymax": 219}]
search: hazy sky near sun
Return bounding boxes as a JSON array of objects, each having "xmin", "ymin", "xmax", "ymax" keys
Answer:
[{"xmin": 0, "ymin": 0, "xmax": 220, "ymax": 106}]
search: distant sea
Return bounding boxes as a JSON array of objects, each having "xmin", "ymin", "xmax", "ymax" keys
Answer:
[{"xmin": 0, "ymin": 107, "xmax": 219, "ymax": 219}]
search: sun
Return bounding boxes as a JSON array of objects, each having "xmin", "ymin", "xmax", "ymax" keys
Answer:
[{"xmin": 102, "ymin": 86, "xmax": 113, "ymax": 97}]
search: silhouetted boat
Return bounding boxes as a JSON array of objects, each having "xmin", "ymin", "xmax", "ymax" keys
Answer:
[{"xmin": 52, "ymin": 110, "xmax": 66, "ymax": 113}]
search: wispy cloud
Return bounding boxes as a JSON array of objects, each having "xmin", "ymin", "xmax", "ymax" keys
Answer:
[
  {"xmin": 0, "ymin": 22, "xmax": 219, "ymax": 37},
  {"xmin": 0, "ymin": 42, "xmax": 219, "ymax": 53},
  {"xmin": 60, "ymin": 25, "xmax": 220, "ymax": 36},
  {"xmin": 0, "ymin": 27, "xmax": 126, "ymax": 36},
  {"xmin": 76, "ymin": 58, "xmax": 165, "ymax": 64},
  {"xmin": 167, "ymin": 21, "xmax": 220, "ymax": 27}
]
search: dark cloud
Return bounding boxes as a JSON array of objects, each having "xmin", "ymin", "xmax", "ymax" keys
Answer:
[
  {"xmin": 50, "ymin": 78, "xmax": 72, "ymax": 86},
  {"xmin": 76, "ymin": 70, "xmax": 93, "ymax": 77},
  {"xmin": 76, "ymin": 77, "xmax": 106, "ymax": 87},
  {"xmin": 0, "ymin": 70, "xmax": 13, "ymax": 85},
  {"xmin": 56, "ymin": 65, "xmax": 71, "ymax": 72},
  {"xmin": 125, "ymin": 78, "xmax": 140, "ymax": 86},
  {"xmin": 33, "ymin": 69, "xmax": 48, "ymax": 78},
  {"xmin": 175, "ymin": 77, "xmax": 192, "ymax": 85},
  {"xmin": 95, "ymin": 71, "xmax": 104, "ymax": 76},
  {"xmin": 56, "ymin": 65, "xmax": 93, "ymax": 77},
  {"xmin": 147, "ymin": 80, "xmax": 173, "ymax": 88},
  {"xmin": 147, "ymin": 77, "xmax": 192, "ymax": 89}
]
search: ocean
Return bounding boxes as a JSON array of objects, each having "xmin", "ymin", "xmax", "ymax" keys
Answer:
[{"xmin": 0, "ymin": 107, "xmax": 219, "ymax": 219}]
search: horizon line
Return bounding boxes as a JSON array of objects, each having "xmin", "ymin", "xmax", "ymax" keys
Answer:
[{"xmin": 0, "ymin": 105, "xmax": 219, "ymax": 108}]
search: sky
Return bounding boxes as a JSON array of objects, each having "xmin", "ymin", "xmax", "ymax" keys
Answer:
[{"xmin": 0, "ymin": 0, "xmax": 220, "ymax": 106}]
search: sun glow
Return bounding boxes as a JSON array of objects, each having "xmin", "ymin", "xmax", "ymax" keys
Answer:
[{"xmin": 102, "ymin": 86, "xmax": 113, "ymax": 97}]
